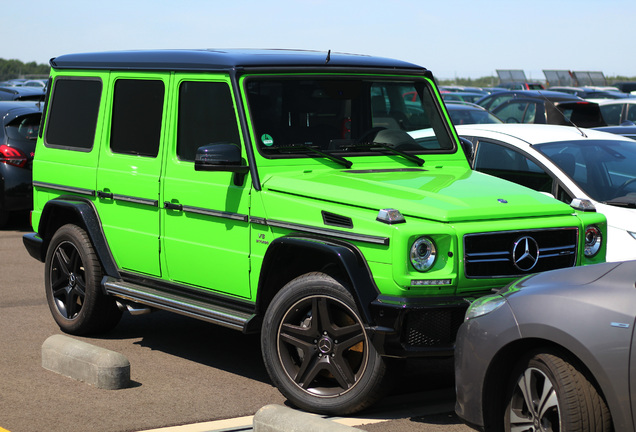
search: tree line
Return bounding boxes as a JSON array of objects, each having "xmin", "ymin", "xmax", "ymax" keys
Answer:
[{"xmin": 0, "ymin": 58, "xmax": 50, "ymax": 82}]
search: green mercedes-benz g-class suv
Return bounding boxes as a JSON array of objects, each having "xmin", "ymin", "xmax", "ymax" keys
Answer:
[{"xmin": 23, "ymin": 49, "xmax": 605, "ymax": 414}]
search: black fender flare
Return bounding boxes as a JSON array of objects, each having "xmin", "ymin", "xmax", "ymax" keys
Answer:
[
  {"xmin": 256, "ymin": 235, "xmax": 379, "ymax": 325},
  {"xmin": 35, "ymin": 196, "xmax": 120, "ymax": 278}
]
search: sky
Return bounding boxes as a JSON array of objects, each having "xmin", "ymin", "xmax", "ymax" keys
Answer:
[{"xmin": 4, "ymin": 0, "xmax": 635, "ymax": 82}]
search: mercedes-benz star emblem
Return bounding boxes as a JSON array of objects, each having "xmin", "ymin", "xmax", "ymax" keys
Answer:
[
  {"xmin": 318, "ymin": 337, "xmax": 333, "ymax": 354},
  {"xmin": 512, "ymin": 236, "xmax": 540, "ymax": 271}
]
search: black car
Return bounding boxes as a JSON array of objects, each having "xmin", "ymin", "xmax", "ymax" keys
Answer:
[
  {"xmin": 0, "ymin": 86, "xmax": 46, "ymax": 101},
  {"xmin": 445, "ymin": 102, "xmax": 502, "ymax": 125},
  {"xmin": 0, "ymin": 101, "xmax": 42, "ymax": 227},
  {"xmin": 476, "ymin": 90, "xmax": 606, "ymax": 128}
]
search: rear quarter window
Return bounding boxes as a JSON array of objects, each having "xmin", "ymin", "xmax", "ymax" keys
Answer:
[{"xmin": 45, "ymin": 78, "xmax": 102, "ymax": 150}]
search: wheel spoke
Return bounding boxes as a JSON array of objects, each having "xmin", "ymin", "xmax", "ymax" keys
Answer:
[
  {"xmin": 315, "ymin": 297, "xmax": 333, "ymax": 333},
  {"xmin": 54, "ymin": 247, "xmax": 72, "ymax": 278},
  {"xmin": 537, "ymin": 376, "xmax": 559, "ymax": 423}
]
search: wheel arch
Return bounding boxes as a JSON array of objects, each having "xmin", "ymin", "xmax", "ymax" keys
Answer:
[
  {"xmin": 481, "ymin": 338, "xmax": 615, "ymax": 432},
  {"xmin": 255, "ymin": 235, "xmax": 379, "ymax": 325},
  {"xmin": 38, "ymin": 197, "xmax": 119, "ymax": 278}
]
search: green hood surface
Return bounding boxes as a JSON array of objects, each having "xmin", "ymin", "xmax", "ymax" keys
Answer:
[{"xmin": 263, "ymin": 166, "xmax": 574, "ymax": 223}]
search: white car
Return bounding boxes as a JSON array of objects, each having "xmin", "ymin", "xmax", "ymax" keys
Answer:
[{"xmin": 456, "ymin": 123, "xmax": 636, "ymax": 261}]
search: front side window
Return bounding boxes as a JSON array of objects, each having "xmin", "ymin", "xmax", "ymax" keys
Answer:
[
  {"xmin": 177, "ymin": 81, "xmax": 240, "ymax": 161},
  {"xmin": 474, "ymin": 140, "xmax": 553, "ymax": 193},
  {"xmin": 245, "ymin": 77, "xmax": 454, "ymax": 158},
  {"xmin": 110, "ymin": 79, "xmax": 164, "ymax": 157},
  {"xmin": 45, "ymin": 78, "xmax": 102, "ymax": 150}
]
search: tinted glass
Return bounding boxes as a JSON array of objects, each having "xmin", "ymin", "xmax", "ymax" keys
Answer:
[
  {"xmin": 110, "ymin": 79, "xmax": 164, "ymax": 157},
  {"xmin": 45, "ymin": 78, "xmax": 102, "ymax": 150},
  {"xmin": 5, "ymin": 113, "xmax": 41, "ymax": 141},
  {"xmin": 177, "ymin": 81, "xmax": 240, "ymax": 161},
  {"xmin": 246, "ymin": 77, "xmax": 454, "ymax": 157},
  {"xmin": 537, "ymin": 139, "xmax": 636, "ymax": 202},
  {"xmin": 599, "ymin": 104, "xmax": 623, "ymax": 125},
  {"xmin": 474, "ymin": 140, "xmax": 553, "ymax": 193}
]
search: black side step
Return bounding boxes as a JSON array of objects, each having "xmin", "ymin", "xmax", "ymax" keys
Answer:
[{"xmin": 102, "ymin": 277, "xmax": 255, "ymax": 332}]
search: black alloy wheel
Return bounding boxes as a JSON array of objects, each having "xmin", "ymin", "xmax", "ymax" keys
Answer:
[
  {"xmin": 261, "ymin": 272, "xmax": 388, "ymax": 415},
  {"xmin": 45, "ymin": 224, "xmax": 121, "ymax": 335}
]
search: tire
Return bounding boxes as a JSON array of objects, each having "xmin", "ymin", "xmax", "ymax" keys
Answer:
[
  {"xmin": 44, "ymin": 224, "xmax": 122, "ymax": 335},
  {"xmin": 504, "ymin": 351, "xmax": 612, "ymax": 432},
  {"xmin": 261, "ymin": 272, "xmax": 389, "ymax": 415}
]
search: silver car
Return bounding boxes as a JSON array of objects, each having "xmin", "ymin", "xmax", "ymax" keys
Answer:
[{"xmin": 455, "ymin": 260, "xmax": 636, "ymax": 431}]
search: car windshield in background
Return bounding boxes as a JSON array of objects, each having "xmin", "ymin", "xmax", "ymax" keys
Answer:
[
  {"xmin": 536, "ymin": 139, "xmax": 636, "ymax": 204},
  {"xmin": 246, "ymin": 77, "xmax": 455, "ymax": 158}
]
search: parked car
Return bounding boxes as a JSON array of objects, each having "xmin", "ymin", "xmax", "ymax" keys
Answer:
[
  {"xmin": 612, "ymin": 81, "xmax": 636, "ymax": 94},
  {"xmin": 445, "ymin": 102, "xmax": 502, "ymax": 125},
  {"xmin": 22, "ymin": 49, "xmax": 606, "ymax": 416},
  {"xmin": 549, "ymin": 85, "xmax": 631, "ymax": 101},
  {"xmin": 594, "ymin": 125, "xmax": 636, "ymax": 140},
  {"xmin": 498, "ymin": 81, "xmax": 545, "ymax": 90},
  {"xmin": 488, "ymin": 93, "xmax": 606, "ymax": 128},
  {"xmin": 457, "ymin": 123, "xmax": 636, "ymax": 261},
  {"xmin": 596, "ymin": 99, "xmax": 636, "ymax": 125},
  {"xmin": 22, "ymin": 79, "xmax": 47, "ymax": 89},
  {"xmin": 477, "ymin": 90, "xmax": 590, "ymax": 111},
  {"xmin": 0, "ymin": 86, "xmax": 45, "ymax": 101},
  {"xmin": 455, "ymin": 259, "xmax": 636, "ymax": 432},
  {"xmin": 442, "ymin": 92, "xmax": 486, "ymax": 104},
  {"xmin": 0, "ymin": 101, "xmax": 42, "ymax": 227}
]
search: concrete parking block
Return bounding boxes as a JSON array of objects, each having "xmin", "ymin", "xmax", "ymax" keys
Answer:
[
  {"xmin": 253, "ymin": 405, "xmax": 362, "ymax": 432},
  {"xmin": 41, "ymin": 334, "xmax": 130, "ymax": 390}
]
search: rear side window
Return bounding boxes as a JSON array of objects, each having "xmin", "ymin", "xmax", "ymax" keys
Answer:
[
  {"xmin": 45, "ymin": 78, "xmax": 102, "ymax": 150},
  {"xmin": 177, "ymin": 81, "xmax": 240, "ymax": 161},
  {"xmin": 110, "ymin": 79, "xmax": 165, "ymax": 157}
]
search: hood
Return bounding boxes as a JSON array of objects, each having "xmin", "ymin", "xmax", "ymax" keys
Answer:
[{"xmin": 262, "ymin": 165, "xmax": 575, "ymax": 222}]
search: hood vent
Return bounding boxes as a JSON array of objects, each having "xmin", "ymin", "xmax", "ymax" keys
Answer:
[{"xmin": 322, "ymin": 211, "xmax": 353, "ymax": 229}]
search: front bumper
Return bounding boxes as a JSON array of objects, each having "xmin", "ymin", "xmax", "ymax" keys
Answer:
[{"xmin": 367, "ymin": 295, "xmax": 473, "ymax": 358}]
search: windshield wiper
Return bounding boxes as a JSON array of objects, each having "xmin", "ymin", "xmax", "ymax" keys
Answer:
[
  {"xmin": 340, "ymin": 142, "xmax": 425, "ymax": 166},
  {"xmin": 603, "ymin": 196, "xmax": 636, "ymax": 208},
  {"xmin": 276, "ymin": 144, "xmax": 353, "ymax": 169}
]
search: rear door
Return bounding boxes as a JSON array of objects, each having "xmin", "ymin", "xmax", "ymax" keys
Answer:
[{"xmin": 95, "ymin": 74, "xmax": 169, "ymax": 276}]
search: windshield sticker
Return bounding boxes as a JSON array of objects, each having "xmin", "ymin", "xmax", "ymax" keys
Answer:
[{"xmin": 261, "ymin": 134, "xmax": 274, "ymax": 146}]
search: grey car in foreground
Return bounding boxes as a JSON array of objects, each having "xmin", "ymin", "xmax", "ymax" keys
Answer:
[{"xmin": 455, "ymin": 260, "xmax": 636, "ymax": 432}]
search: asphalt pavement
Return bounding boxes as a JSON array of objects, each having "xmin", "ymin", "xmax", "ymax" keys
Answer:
[{"xmin": 0, "ymin": 212, "xmax": 472, "ymax": 432}]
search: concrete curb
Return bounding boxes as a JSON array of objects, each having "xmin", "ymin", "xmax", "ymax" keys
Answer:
[
  {"xmin": 253, "ymin": 405, "xmax": 362, "ymax": 432},
  {"xmin": 41, "ymin": 334, "xmax": 130, "ymax": 390}
]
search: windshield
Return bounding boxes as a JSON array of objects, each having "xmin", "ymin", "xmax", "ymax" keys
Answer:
[
  {"xmin": 536, "ymin": 139, "xmax": 636, "ymax": 203},
  {"xmin": 245, "ymin": 77, "xmax": 455, "ymax": 158}
]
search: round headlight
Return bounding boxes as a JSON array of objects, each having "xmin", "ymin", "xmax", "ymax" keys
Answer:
[
  {"xmin": 410, "ymin": 237, "xmax": 437, "ymax": 272},
  {"xmin": 584, "ymin": 225, "xmax": 602, "ymax": 257}
]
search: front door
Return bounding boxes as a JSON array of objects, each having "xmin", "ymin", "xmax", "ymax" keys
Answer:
[{"xmin": 160, "ymin": 75, "xmax": 252, "ymax": 298}]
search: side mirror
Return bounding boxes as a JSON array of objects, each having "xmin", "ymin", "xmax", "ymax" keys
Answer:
[
  {"xmin": 459, "ymin": 137, "xmax": 474, "ymax": 164},
  {"xmin": 195, "ymin": 143, "xmax": 249, "ymax": 173},
  {"xmin": 194, "ymin": 142, "xmax": 249, "ymax": 186}
]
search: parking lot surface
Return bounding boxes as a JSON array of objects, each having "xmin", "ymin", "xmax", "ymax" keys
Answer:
[{"xmin": 0, "ymin": 214, "xmax": 471, "ymax": 432}]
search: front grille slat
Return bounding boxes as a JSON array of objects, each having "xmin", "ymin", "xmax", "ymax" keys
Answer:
[{"xmin": 464, "ymin": 228, "xmax": 578, "ymax": 278}]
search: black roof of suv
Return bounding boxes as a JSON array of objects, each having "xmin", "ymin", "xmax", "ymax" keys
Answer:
[{"xmin": 50, "ymin": 49, "xmax": 429, "ymax": 73}]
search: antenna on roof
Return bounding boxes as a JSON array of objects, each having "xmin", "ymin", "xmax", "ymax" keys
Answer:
[
  {"xmin": 537, "ymin": 91, "xmax": 587, "ymax": 138},
  {"xmin": 325, "ymin": 50, "xmax": 331, "ymax": 64}
]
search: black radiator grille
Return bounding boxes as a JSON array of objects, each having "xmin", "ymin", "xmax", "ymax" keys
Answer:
[{"xmin": 464, "ymin": 228, "xmax": 578, "ymax": 278}]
